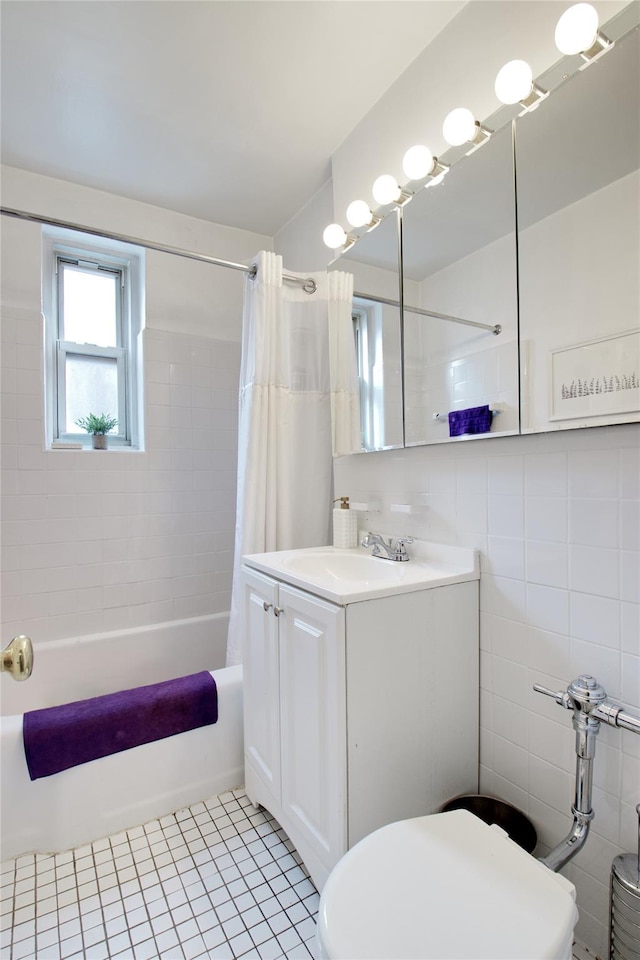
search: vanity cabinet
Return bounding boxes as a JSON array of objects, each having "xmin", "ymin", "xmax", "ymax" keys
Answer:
[
  {"xmin": 242, "ymin": 566, "xmax": 347, "ymax": 880},
  {"xmin": 241, "ymin": 557, "xmax": 479, "ymax": 892}
]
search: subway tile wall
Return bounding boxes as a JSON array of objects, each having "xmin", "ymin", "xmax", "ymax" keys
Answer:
[
  {"xmin": 334, "ymin": 423, "xmax": 640, "ymax": 958},
  {"xmin": 1, "ymin": 309, "xmax": 241, "ymax": 646}
]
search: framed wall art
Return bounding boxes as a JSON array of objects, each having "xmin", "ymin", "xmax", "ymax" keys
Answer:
[{"xmin": 549, "ymin": 330, "xmax": 639, "ymax": 421}]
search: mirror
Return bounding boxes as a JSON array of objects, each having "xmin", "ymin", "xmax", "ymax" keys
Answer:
[
  {"xmin": 517, "ymin": 27, "xmax": 639, "ymax": 433},
  {"xmin": 331, "ymin": 7, "xmax": 638, "ymax": 452},
  {"xmin": 331, "ymin": 210, "xmax": 404, "ymax": 451},
  {"xmin": 401, "ymin": 122, "xmax": 520, "ymax": 445}
]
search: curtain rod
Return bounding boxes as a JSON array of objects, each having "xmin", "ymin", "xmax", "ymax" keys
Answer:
[
  {"xmin": 353, "ymin": 289, "xmax": 502, "ymax": 335},
  {"xmin": 0, "ymin": 206, "xmax": 318, "ymax": 294},
  {"xmin": 1, "ymin": 206, "xmax": 499, "ymax": 331}
]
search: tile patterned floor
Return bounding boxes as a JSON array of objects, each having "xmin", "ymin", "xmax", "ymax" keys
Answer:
[
  {"xmin": 0, "ymin": 789, "xmax": 319, "ymax": 960},
  {"xmin": 0, "ymin": 787, "xmax": 600, "ymax": 960}
]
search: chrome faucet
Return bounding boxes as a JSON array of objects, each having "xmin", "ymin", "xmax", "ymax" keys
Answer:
[{"xmin": 361, "ymin": 533, "xmax": 414, "ymax": 561}]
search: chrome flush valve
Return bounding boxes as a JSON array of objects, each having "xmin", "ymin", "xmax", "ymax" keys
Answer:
[
  {"xmin": 533, "ymin": 674, "xmax": 640, "ymax": 872},
  {"xmin": 534, "ymin": 673, "xmax": 606, "ymax": 711},
  {"xmin": 535, "ymin": 674, "xmax": 640, "ymax": 734}
]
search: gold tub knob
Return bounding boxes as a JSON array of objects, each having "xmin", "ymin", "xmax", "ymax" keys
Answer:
[{"xmin": 1, "ymin": 635, "xmax": 34, "ymax": 681}]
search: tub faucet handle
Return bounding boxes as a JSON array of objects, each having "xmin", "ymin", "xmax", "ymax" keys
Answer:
[{"xmin": 1, "ymin": 635, "xmax": 33, "ymax": 681}]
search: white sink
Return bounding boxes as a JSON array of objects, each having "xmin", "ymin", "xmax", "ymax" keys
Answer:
[
  {"xmin": 281, "ymin": 550, "xmax": 402, "ymax": 583},
  {"xmin": 243, "ymin": 541, "xmax": 479, "ymax": 604}
]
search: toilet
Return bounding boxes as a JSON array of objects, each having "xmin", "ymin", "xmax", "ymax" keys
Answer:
[{"xmin": 317, "ymin": 809, "xmax": 579, "ymax": 960}]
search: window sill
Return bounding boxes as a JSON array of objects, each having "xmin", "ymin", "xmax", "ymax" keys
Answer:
[{"xmin": 49, "ymin": 442, "xmax": 143, "ymax": 452}]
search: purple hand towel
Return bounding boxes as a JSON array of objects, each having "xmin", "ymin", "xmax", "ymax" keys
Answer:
[
  {"xmin": 23, "ymin": 671, "xmax": 217, "ymax": 781},
  {"xmin": 448, "ymin": 405, "xmax": 492, "ymax": 437}
]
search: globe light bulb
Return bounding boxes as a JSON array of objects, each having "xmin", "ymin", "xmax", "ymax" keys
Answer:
[
  {"xmin": 402, "ymin": 145, "xmax": 434, "ymax": 181},
  {"xmin": 322, "ymin": 223, "xmax": 347, "ymax": 250},
  {"xmin": 442, "ymin": 108, "xmax": 477, "ymax": 147},
  {"xmin": 555, "ymin": 3, "xmax": 599, "ymax": 55},
  {"xmin": 372, "ymin": 174, "xmax": 401, "ymax": 206},
  {"xmin": 495, "ymin": 60, "xmax": 534, "ymax": 105},
  {"xmin": 346, "ymin": 200, "xmax": 373, "ymax": 228}
]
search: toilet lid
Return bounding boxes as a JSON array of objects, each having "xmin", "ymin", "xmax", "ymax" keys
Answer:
[{"xmin": 318, "ymin": 810, "xmax": 578, "ymax": 960}]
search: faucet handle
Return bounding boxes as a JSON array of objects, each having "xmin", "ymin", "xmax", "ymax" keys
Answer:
[{"xmin": 393, "ymin": 537, "xmax": 414, "ymax": 560}]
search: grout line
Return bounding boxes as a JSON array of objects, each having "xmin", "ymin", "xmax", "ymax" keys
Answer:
[{"xmin": 2, "ymin": 788, "xmax": 318, "ymax": 960}]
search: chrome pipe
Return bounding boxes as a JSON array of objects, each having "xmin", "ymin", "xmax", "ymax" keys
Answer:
[
  {"xmin": 1, "ymin": 635, "xmax": 34, "ymax": 681},
  {"xmin": 539, "ymin": 709, "xmax": 599, "ymax": 871},
  {"xmin": 540, "ymin": 812, "xmax": 592, "ymax": 873},
  {"xmin": 535, "ymin": 676, "xmax": 604, "ymax": 872},
  {"xmin": 617, "ymin": 711, "xmax": 640, "ymax": 735},
  {"xmin": 594, "ymin": 700, "xmax": 640, "ymax": 735},
  {"xmin": 535, "ymin": 675, "xmax": 640, "ymax": 873}
]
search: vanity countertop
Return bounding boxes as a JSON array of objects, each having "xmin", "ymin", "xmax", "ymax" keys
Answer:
[{"xmin": 242, "ymin": 540, "xmax": 479, "ymax": 605}]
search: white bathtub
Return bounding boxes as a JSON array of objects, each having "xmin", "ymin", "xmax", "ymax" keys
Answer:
[{"xmin": 0, "ymin": 615, "xmax": 244, "ymax": 861}]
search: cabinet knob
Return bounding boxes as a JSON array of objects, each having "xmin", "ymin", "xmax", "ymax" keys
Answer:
[
  {"xmin": 274, "ymin": 606, "xmax": 284, "ymax": 617},
  {"xmin": 263, "ymin": 602, "xmax": 273, "ymax": 612}
]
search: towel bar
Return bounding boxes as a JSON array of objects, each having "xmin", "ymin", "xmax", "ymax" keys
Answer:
[{"xmin": 433, "ymin": 404, "xmax": 503, "ymax": 422}]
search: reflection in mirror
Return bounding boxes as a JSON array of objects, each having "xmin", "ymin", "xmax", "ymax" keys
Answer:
[
  {"xmin": 401, "ymin": 122, "xmax": 519, "ymax": 445},
  {"xmin": 517, "ymin": 27, "xmax": 639, "ymax": 433},
  {"xmin": 330, "ymin": 210, "xmax": 403, "ymax": 451}
]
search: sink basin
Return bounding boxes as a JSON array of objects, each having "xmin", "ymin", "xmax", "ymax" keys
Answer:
[
  {"xmin": 243, "ymin": 542, "xmax": 479, "ymax": 604},
  {"xmin": 281, "ymin": 550, "xmax": 402, "ymax": 583}
]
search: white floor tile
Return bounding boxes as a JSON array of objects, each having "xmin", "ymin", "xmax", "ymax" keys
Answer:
[{"xmin": 2, "ymin": 788, "xmax": 318, "ymax": 960}]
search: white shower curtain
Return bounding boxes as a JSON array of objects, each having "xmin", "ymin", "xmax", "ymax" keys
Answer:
[{"xmin": 226, "ymin": 251, "xmax": 359, "ymax": 666}]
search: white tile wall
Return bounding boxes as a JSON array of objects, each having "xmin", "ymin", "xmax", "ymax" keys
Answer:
[
  {"xmin": 334, "ymin": 422, "xmax": 640, "ymax": 958},
  {"xmin": 1, "ymin": 309, "xmax": 241, "ymax": 646}
]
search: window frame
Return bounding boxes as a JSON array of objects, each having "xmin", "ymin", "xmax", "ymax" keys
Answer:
[{"xmin": 42, "ymin": 229, "xmax": 145, "ymax": 450}]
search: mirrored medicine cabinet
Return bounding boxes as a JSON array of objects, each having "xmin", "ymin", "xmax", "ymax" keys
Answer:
[
  {"xmin": 331, "ymin": 9, "xmax": 639, "ymax": 451},
  {"xmin": 330, "ymin": 210, "xmax": 404, "ymax": 452},
  {"xmin": 517, "ymin": 25, "xmax": 639, "ymax": 434},
  {"xmin": 402, "ymin": 121, "xmax": 519, "ymax": 446}
]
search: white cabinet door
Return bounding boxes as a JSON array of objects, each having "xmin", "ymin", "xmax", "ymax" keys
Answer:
[
  {"xmin": 242, "ymin": 567, "xmax": 281, "ymax": 804},
  {"xmin": 278, "ymin": 584, "xmax": 347, "ymax": 877}
]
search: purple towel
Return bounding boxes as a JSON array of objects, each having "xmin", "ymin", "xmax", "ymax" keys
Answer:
[
  {"xmin": 23, "ymin": 671, "xmax": 218, "ymax": 781},
  {"xmin": 448, "ymin": 405, "xmax": 493, "ymax": 437}
]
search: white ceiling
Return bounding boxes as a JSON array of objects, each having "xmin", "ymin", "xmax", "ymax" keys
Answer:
[{"xmin": 0, "ymin": 0, "xmax": 464, "ymax": 237}]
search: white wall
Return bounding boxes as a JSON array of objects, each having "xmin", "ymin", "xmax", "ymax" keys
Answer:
[
  {"xmin": 274, "ymin": 180, "xmax": 334, "ymax": 273},
  {"xmin": 1, "ymin": 168, "xmax": 269, "ymax": 649},
  {"xmin": 335, "ymin": 423, "xmax": 639, "ymax": 956},
  {"xmin": 2, "ymin": 165, "xmax": 271, "ymax": 341}
]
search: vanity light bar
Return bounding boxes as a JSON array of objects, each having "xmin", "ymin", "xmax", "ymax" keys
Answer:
[
  {"xmin": 517, "ymin": 82, "xmax": 550, "ymax": 115},
  {"xmin": 322, "ymin": 2, "xmax": 616, "ymax": 254}
]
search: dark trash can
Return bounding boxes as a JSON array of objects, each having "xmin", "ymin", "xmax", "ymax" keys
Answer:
[{"xmin": 440, "ymin": 794, "xmax": 537, "ymax": 854}]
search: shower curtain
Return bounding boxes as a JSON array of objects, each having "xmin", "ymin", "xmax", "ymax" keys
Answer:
[{"xmin": 226, "ymin": 251, "xmax": 359, "ymax": 666}]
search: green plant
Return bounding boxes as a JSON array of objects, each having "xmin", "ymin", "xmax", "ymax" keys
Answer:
[{"xmin": 75, "ymin": 412, "xmax": 119, "ymax": 435}]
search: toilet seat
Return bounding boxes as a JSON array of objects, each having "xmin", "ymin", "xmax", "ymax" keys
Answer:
[{"xmin": 317, "ymin": 810, "xmax": 578, "ymax": 960}]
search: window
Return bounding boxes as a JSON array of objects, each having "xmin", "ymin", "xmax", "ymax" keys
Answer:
[{"xmin": 43, "ymin": 230, "xmax": 144, "ymax": 448}]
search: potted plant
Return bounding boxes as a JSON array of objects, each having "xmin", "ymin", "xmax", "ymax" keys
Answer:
[{"xmin": 75, "ymin": 412, "xmax": 118, "ymax": 450}]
